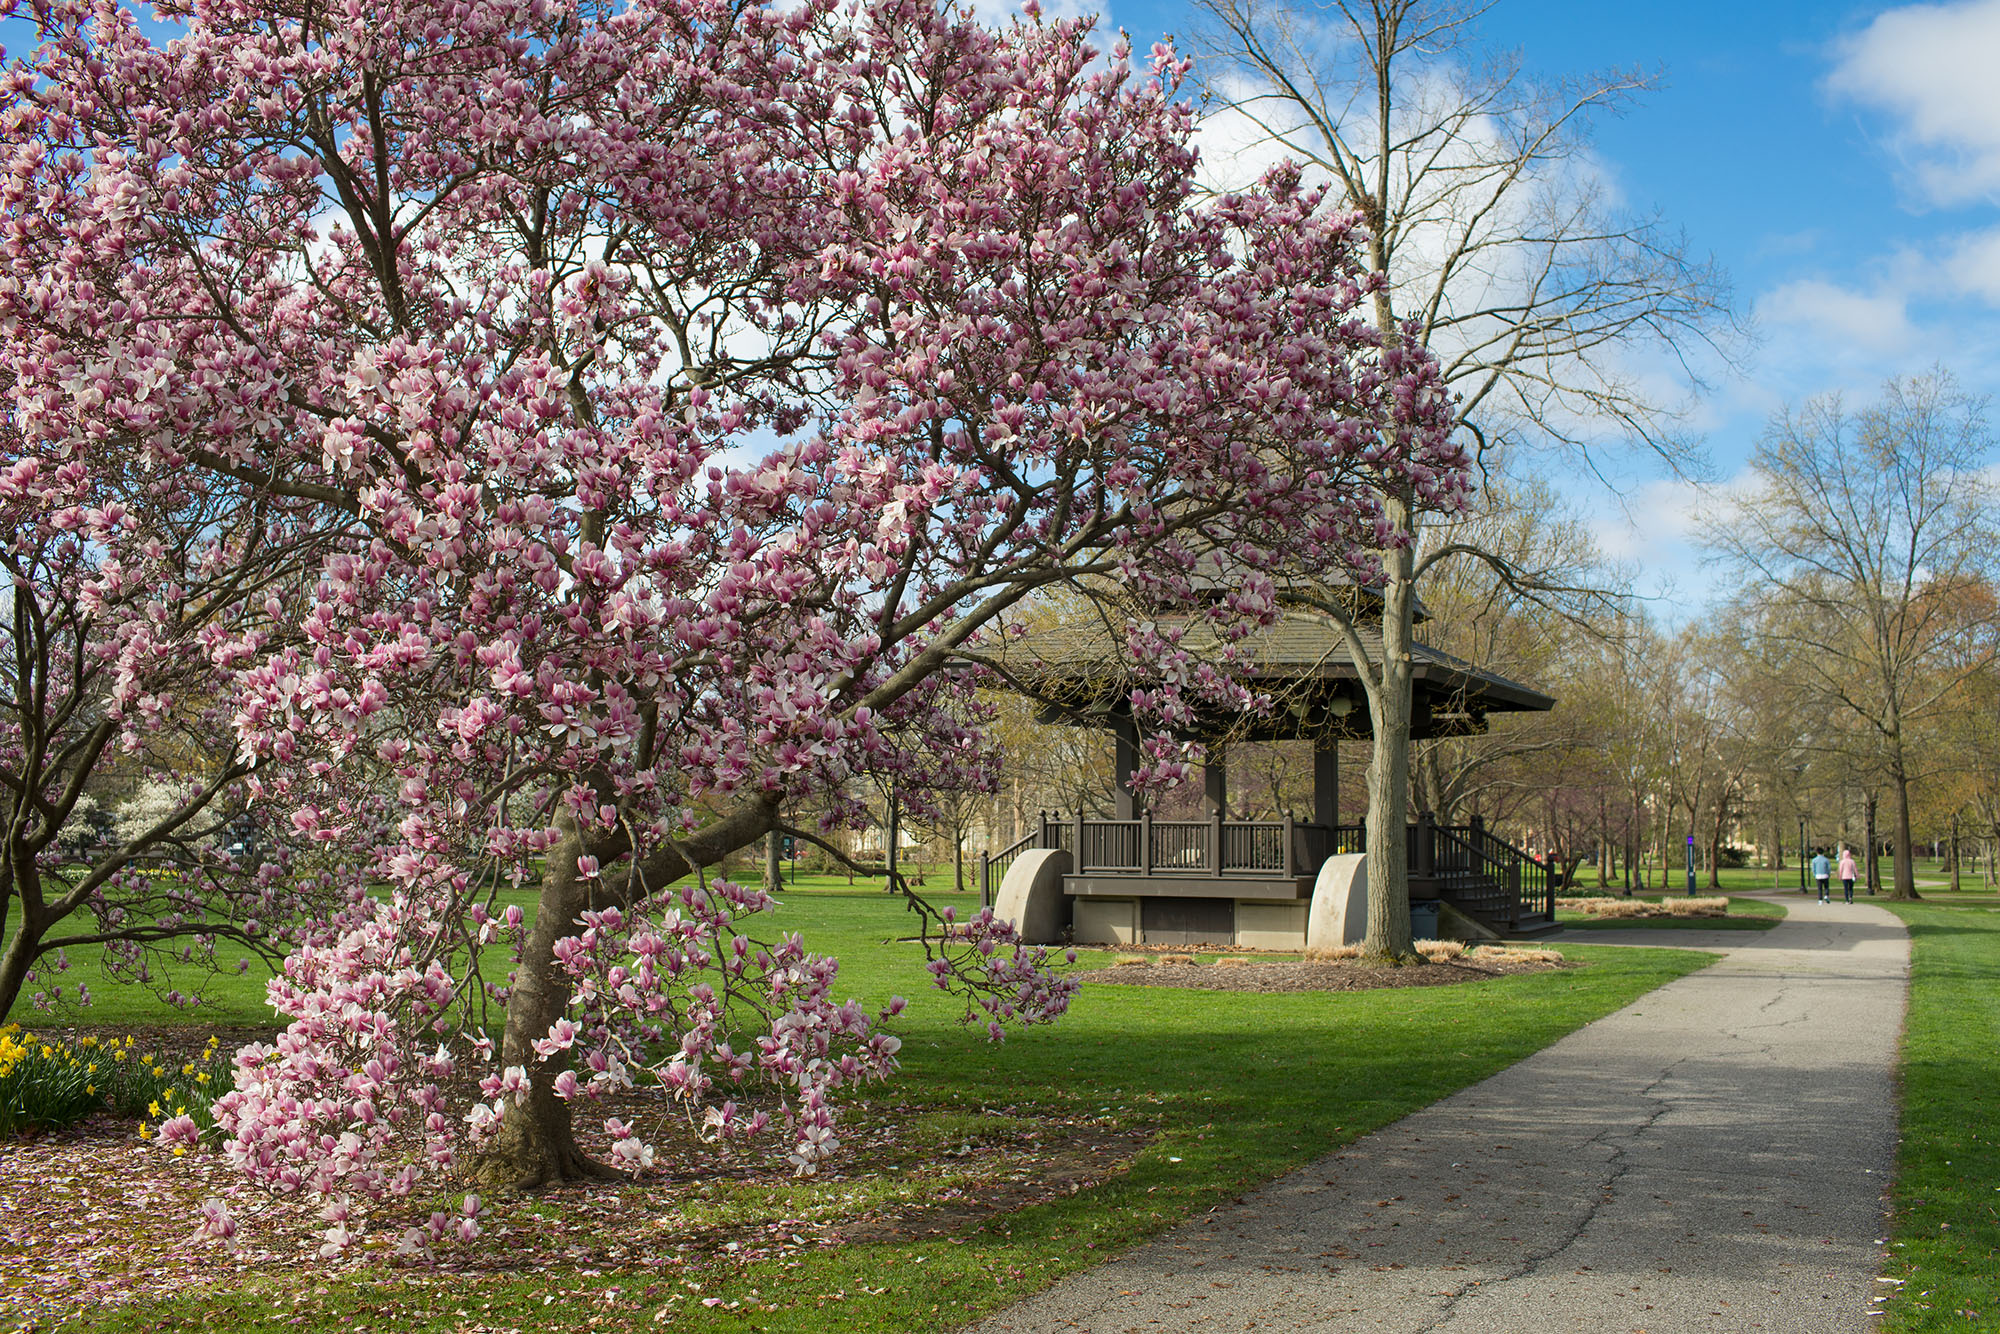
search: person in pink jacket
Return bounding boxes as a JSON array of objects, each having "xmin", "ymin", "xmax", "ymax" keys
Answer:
[{"xmin": 1837, "ymin": 846, "xmax": 1858, "ymax": 903}]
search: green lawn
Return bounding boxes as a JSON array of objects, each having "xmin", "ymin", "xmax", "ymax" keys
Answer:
[
  {"xmin": 1877, "ymin": 901, "xmax": 2000, "ymax": 1333},
  {"xmin": 30, "ymin": 876, "xmax": 1716, "ymax": 1334}
]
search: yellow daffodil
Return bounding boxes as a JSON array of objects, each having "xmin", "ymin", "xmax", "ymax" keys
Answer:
[
  {"xmin": 137, "ymin": 1123, "xmax": 151, "ymax": 1140},
  {"xmin": 148, "ymin": 1100, "xmax": 161, "ymax": 1117}
]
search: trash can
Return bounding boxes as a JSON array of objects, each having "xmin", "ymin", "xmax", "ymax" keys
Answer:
[{"xmin": 1410, "ymin": 900, "xmax": 1440, "ymax": 940}]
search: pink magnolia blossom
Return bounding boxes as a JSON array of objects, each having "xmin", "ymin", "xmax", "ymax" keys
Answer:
[{"xmin": 0, "ymin": 0, "xmax": 1459, "ymax": 1246}]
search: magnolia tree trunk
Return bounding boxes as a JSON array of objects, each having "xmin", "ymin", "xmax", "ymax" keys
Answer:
[
  {"xmin": 1361, "ymin": 504, "xmax": 1417, "ymax": 962},
  {"xmin": 479, "ymin": 851, "xmax": 608, "ymax": 1189},
  {"xmin": 0, "ymin": 908, "xmax": 44, "ymax": 1019},
  {"xmin": 481, "ymin": 802, "xmax": 781, "ymax": 1187}
]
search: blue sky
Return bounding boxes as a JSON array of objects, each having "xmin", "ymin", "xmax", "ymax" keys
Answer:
[
  {"xmin": 8, "ymin": 0, "xmax": 1995, "ymax": 614},
  {"xmin": 1093, "ymin": 0, "xmax": 2000, "ymax": 613}
]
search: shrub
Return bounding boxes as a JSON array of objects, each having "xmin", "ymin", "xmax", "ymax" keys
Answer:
[
  {"xmin": 1415, "ymin": 939, "xmax": 1466, "ymax": 960},
  {"xmin": 1471, "ymin": 945, "xmax": 1566, "ymax": 964},
  {"xmin": 1305, "ymin": 943, "xmax": 1363, "ymax": 961},
  {"xmin": 1569, "ymin": 896, "xmax": 1729, "ymax": 920}
]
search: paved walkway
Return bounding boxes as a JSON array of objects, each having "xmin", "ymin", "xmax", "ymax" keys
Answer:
[{"xmin": 973, "ymin": 896, "xmax": 1907, "ymax": 1334}]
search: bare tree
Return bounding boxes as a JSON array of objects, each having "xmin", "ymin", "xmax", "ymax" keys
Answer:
[
  {"xmin": 1194, "ymin": 0, "xmax": 1740, "ymax": 957},
  {"xmin": 1709, "ymin": 373, "xmax": 2000, "ymax": 900},
  {"xmin": 1408, "ymin": 481, "xmax": 1624, "ymax": 826}
]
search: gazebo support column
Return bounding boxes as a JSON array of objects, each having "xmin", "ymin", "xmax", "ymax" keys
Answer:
[
  {"xmin": 1114, "ymin": 717, "xmax": 1143, "ymax": 820},
  {"xmin": 1204, "ymin": 749, "xmax": 1228, "ymax": 817},
  {"xmin": 1314, "ymin": 741, "xmax": 1339, "ymax": 828}
]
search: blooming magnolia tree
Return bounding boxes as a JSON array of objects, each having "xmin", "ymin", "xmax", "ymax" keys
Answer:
[
  {"xmin": 0, "ymin": 0, "xmax": 1460, "ymax": 1217},
  {"xmin": 0, "ymin": 405, "xmax": 343, "ymax": 1020}
]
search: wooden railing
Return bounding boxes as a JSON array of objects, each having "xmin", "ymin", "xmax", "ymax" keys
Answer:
[
  {"xmin": 997, "ymin": 810, "xmax": 1343, "ymax": 881},
  {"xmin": 981, "ymin": 811, "xmax": 1551, "ymax": 923}
]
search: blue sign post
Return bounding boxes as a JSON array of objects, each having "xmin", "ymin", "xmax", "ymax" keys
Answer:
[{"xmin": 1686, "ymin": 834, "xmax": 1697, "ymax": 897}]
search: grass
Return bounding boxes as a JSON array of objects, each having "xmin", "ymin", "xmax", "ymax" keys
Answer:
[
  {"xmin": 1875, "ymin": 901, "xmax": 2000, "ymax": 1333},
  {"xmin": 26, "ymin": 875, "xmax": 1717, "ymax": 1334}
]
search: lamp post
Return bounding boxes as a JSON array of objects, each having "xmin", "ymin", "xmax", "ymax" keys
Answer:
[
  {"xmin": 1686, "ymin": 833, "xmax": 1697, "ymax": 897},
  {"xmin": 1798, "ymin": 814, "xmax": 1807, "ymax": 895}
]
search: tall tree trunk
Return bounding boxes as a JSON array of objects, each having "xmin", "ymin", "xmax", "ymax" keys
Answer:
[
  {"xmin": 1865, "ymin": 793, "xmax": 1880, "ymax": 894},
  {"xmin": 1951, "ymin": 811, "xmax": 1962, "ymax": 893},
  {"xmin": 1889, "ymin": 763, "xmax": 1921, "ymax": 900},
  {"xmin": 1595, "ymin": 797, "xmax": 1609, "ymax": 888},
  {"xmin": 765, "ymin": 829, "xmax": 783, "ymax": 893},
  {"xmin": 1361, "ymin": 499, "xmax": 1416, "ymax": 962}
]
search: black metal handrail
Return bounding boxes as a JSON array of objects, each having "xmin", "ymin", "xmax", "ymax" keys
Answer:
[
  {"xmin": 1431, "ymin": 820, "xmax": 1555, "ymax": 924},
  {"xmin": 980, "ymin": 828, "xmax": 1042, "ymax": 903}
]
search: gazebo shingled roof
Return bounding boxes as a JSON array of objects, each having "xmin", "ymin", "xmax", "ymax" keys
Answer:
[{"xmin": 985, "ymin": 610, "xmax": 1556, "ymax": 744}]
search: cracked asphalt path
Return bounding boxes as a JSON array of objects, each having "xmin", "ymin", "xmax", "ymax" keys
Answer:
[{"xmin": 971, "ymin": 895, "xmax": 1907, "ymax": 1334}]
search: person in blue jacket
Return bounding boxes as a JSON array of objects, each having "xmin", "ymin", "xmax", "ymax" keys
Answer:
[{"xmin": 1810, "ymin": 848, "xmax": 1832, "ymax": 904}]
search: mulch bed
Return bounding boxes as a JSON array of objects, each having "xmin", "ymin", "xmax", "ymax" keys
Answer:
[
  {"xmin": 1070, "ymin": 953, "xmax": 1575, "ymax": 993},
  {"xmin": 0, "ymin": 1025, "xmax": 1149, "ymax": 1331}
]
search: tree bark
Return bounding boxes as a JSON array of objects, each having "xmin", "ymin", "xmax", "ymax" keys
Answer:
[
  {"xmin": 1951, "ymin": 811, "xmax": 1962, "ymax": 893},
  {"xmin": 1889, "ymin": 762, "xmax": 1921, "ymax": 900},
  {"xmin": 0, "ymin": 909, "xmax": 45, "ymax": 1020},
  {"xmin": 1361, "ymin": 498, "xmax": 1417, "ymax": 962},
  {"xmin": 477, "ymin": 848, "xmax": 609, "ymax": 1189},
  {"xmin": 1865, "ymin": 793, "xmax": 1879, "ymax": 894},
  {"xmin": 481, "ymin": 798, "xmax": 781, "ymax": 1187}
]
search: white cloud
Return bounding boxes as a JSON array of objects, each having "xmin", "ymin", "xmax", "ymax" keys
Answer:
[
  {"xmin": 1758, "ymin": 278, "xmax": 1917, "ymax": 357},
  {"xmin": 1589, "ymin": 477, "xmax": 1708, "ymax": 559},
  {"xmin": 961, "ymin": 0, "xmax": 1096, "ymax": 27},
  {"xmin": 1943, "ymin": 226, "xmax": 2000, "ymax": 302},
  {"xmin": 1192, "ymin": 75, "xmax": 1308, "ymax": 195},
  {"xmin": 1825, "ymin": 0, "xmax": 2000, "ymax": 207},
  {"xmin": 1579, "ymin": 476, "xmax": 1718, "ymax": 619}
]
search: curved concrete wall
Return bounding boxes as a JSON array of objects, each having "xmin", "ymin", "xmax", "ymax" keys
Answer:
[
  {"xmin": 993, "ymin": 848, "xmax": 1072, "ymax": 945},
  {"xmin": 1306, "ymin": 853, "xmax": 1368, "ymax": 950}
]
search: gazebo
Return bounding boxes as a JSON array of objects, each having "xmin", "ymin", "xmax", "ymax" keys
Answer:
[{"xmin": 976, "ymin": 588, "xmax": 1560, "ymax": 948}]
